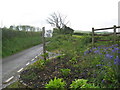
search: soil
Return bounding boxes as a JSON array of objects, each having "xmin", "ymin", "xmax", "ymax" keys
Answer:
[{"xmin": 20, "ymin": 56, "xmax": 91, "ymax": 88}]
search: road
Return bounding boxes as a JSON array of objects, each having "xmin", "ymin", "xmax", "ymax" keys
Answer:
[{"xmin": 1, "ymin": 44, "xmax": 44, "ymax": 89}]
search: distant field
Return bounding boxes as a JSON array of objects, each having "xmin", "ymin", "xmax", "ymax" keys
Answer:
[
  {"xmin": 72, "ymin": 35, "xmax": 84, "ymax": 38},
  {"xmin": 2, "ymin": 28, "xmax": 42, "ymax": 58}
]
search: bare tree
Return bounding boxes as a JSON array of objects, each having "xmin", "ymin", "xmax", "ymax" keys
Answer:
[{"xmin": 46, "ymin": 12, "xmax": 69, "ymax": 30}]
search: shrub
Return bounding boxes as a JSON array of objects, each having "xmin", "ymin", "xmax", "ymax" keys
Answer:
[{"xmin": 45, "ymin": 77, "xmax": 66, "ymax": 89}]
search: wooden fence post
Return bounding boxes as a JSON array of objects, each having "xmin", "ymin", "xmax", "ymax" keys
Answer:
[
  {"xmin": 92, "ymin": 28, "xmax": 95, "ymax": 47},
  {"xmin": 42, "ymin": 27, "xmax": 46, "ymax": 61},
  {"xmin": 113, "ymin": 25, "xmax": 116, "ymax": 43}
]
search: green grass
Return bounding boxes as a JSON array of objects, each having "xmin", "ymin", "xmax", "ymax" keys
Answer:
[
  {"xmin": 2, "ymin": 29, "xmax": 42, "ymax": 58},
  {"xmin": 46, "ymin": 34, "xmax": 91, "ymax": 57},
  {"xmin": 6, "ymin": 81, "xmax": 26, "ymax": 88},
  {"xmin": 72, "ymin": 35, "xmax": 84, "ymax": 38}
]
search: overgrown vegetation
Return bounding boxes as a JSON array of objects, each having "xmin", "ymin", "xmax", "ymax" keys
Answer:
[
  {"xmin": 2, "ymin": 27, "xmax": 42, "ymax": 57},
  {"xmin": 9, "ymin": 31, "xmax": 120, "ymax": 88}
]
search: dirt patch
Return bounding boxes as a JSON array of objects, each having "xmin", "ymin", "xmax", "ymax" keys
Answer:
[{"xmin": 20, "ymin": 56, "xmax": 91, "ymax": 88}]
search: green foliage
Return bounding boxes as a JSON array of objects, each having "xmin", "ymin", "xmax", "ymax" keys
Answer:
[
  {"xmin": 2, "ymin": 28, "xmax": 42, "ymax": 57},
  {"xmin": 70, "ymin": 79, "xmax": 87, "ymax": 89},
  {"xmin": 45, "ymin": 77, "xmax": 66, "ymax": 89},
  {"xmin": 46, "ymin": 34, "xmax": 120, "ymax": 88},
  {"xmin": 41, "ymin": 53, "xmax": 49, "ymax": 58},
  {"xmin": 70, "ymin": 79, "xmax": 99, "ymax": 89},
  {"xmin": 46, "ymin": 34, "xmax": 91, "ymax": 59},
  {"xmin": 61, "ymin": 25, "xmax": 74, "ymax": 35},
  {"xmin": 30, "ymin": 59, "xmax": 45, "ymax": 69},
  {"xmin": 60, "ymin": 68, "xmax": 71, "ymax": 77},
  {"xmin": 69, "ymin": 57, "xmax": 78, "ymax": 64},
  {"xmin": 6, "ymin": 81, "xmax": 26, "ymax": 88},
  {"xmin": 81, "ymin": 83, "xmax": 99, "ymax": 88},
  {"xmin": 22, "ymin": 72, "xmax": 37, "ymax": 80}
]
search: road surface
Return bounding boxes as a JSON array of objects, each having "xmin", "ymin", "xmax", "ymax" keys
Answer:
[{"xmin": 1, "ymin": 44, "xmax": 44, "ymax": 89}]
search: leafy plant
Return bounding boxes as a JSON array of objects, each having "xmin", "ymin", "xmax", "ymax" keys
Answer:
[
  {"xmin": 30, "ymin": 59, "xmax": 45, "ymax": 70},
  {"xmin": 70, "ymin": 79, "xmax": 87, "ymax": 89},
  {"xmin": 69, "ymin": 57, "xmax": 78, "ymax": 64},
  {"xmin": 70, "ymin": 79, "xmax": 99, "ymax": 89},
  {"xmin": 60, "ymin": 68, "xmax": 71, "ymax": 77},
  {"xmin": 21, "ymin": 71, "xmax": 37, "ymax": 80},
  {"xmin": 45, "ymin": 77, "xmax": 66, "ymax": 89}
]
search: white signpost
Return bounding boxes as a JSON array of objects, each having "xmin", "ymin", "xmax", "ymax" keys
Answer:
[
  {"xmin": 42, "ymin": 27, "xmax": 53, "ymax": 60},
  {"xmin": 44, "ymin": 30, "xmax": 53, "ymax": 37}
]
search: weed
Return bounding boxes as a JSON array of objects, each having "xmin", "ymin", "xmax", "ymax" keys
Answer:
[
  {"xmin": 60, "ymin": 68, "xmax": 71, "ymax": 77},
  {"xmin": 45, "ymin": 77, "xmax": 66, "ymax": 89},
  {"xmin": 30, "ymin": 59, "xmax": 45, "ymax": 70},
  {"xmin": 70, "ymin": 79, "xmax": 99, "ymax": 89}
]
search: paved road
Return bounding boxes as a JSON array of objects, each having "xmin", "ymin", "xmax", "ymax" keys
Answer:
[{"xmin": 1, "ymin": 44, "xmax": 43, "ymax": 89}]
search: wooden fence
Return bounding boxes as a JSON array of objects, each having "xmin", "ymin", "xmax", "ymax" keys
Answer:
[{"xmin": 92, "ymin": 25, "xmax": 120, "ymax": 46}]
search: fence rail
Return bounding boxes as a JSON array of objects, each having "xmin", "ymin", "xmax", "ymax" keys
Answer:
[{"xmin": 92, "ymin": 25, "xmax": 120, "ymax": 46}]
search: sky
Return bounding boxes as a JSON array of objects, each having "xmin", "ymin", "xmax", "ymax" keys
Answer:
[{"xmin": 0, "ymin": 0, "xmax": 120, "ymax": 31}]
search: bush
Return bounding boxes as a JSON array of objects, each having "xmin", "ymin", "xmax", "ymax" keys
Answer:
[{"xmin": 45, "ymin": 77, "xmax": 66, "ymax": 89}]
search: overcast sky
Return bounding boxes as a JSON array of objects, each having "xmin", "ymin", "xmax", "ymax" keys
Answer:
[{"xmin": 0, "ymin": 0, "xmax": 120, "ymax": 31}]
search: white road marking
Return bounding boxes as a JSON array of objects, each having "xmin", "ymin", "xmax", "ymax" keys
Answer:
[
  {"xmin": 17, "ymin": 68, "xmax": 23, "ymax": 73},
  {"xmin": 35, "ymin": 56, "xmax": 38, "ymax": 59},
  {"xmin": 26, "ymin": 62, "xmax": 30, "ymax": 66},
  {"xmin": 4, "ymin": 76, "xmax": 14, "ymax": 83},
  {"xmin": 31, "ymin": 58, "xmax": 34, "ymax": 61}
]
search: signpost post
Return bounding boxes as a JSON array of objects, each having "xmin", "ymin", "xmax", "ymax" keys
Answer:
[
  {"xmin": 42, "ymin": 27, "xmax": 53, "ymax": 60},
  {"xmin": 42, "ymin": 27, "xmax": 46, "ymax": 61}
]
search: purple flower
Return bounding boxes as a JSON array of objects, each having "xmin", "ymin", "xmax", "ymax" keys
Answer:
[
  {"xmin": 105, "ymin": 54, "xmax": 113, "ymax": 59},
  {"xmin": 113, "ymin": 44, "xmax": 118, "ymax": 47},
  {"xmin": 96, "ymin": 64, "xmax": 102, "ymax": 67},
  {"xmin": 102, "ymin": 79, "xmax": 105, "ymax": 83},
  {"xmin": 97, "ymin": 47, "xmax": 101, "ymax": 49},
  {"xmin": 118, "ymin": 51, "xmax": 120, "ymax": 54},
  {"xmin": 92, "ymin": 47, "xmax": 97, "ymax": 50},
  {"xmin": 84, "ymin": 50, "xmax": 92, "ymax": 55},
  {"xmin": 94, "ymin": 50, "xmax": 99, "ymax": 54},
  {"xmin": 114, "ymin": 47, "xmax": 119, "ymax": 50},
  {"xmin": 112, "ymin": 47, "xmax": 119, "ymax": 53},
  {"xmin": 114, "ymin": 56, "xmax": 120, "ymax": 65}
]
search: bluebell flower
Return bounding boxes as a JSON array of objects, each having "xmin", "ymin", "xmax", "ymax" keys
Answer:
[
  {"xmin": 113, "ymin": 44, "xmax": 118, "ymax": 47},
  {"xmin": 105, "ymin": 54, "xmax": 113, "ymax": 59},
  {"xmin": 96, "ymin": 64, "xmax": 102, "ymax": 67},
  {"xmin": 92, "ymin": 47, "xmax": 97, "ymax": 50},
  {"xmin": 94, "ymin": 50, "xmax": 99, "ymax": 54},
  {"xmin": 102, "ymin": 79, "xmax": 105, "ymax": 83},
  {"xmin": 97, "ymin": 47, "xmax": 101, "ymax": 49},
  {"xmin": 114, "ymin": 56, "xmax": 120, "ymax": 65},
  {"xmin": 112, "ymin": 47, "xmax": 119, "ymax": 53},
  {"xmin": 84, "ymin": 50, "xmax": 92, "ymax": 55},
  {"xmin": 114, "ymin": 47, "xmax": 119, "ymax": 50}
]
